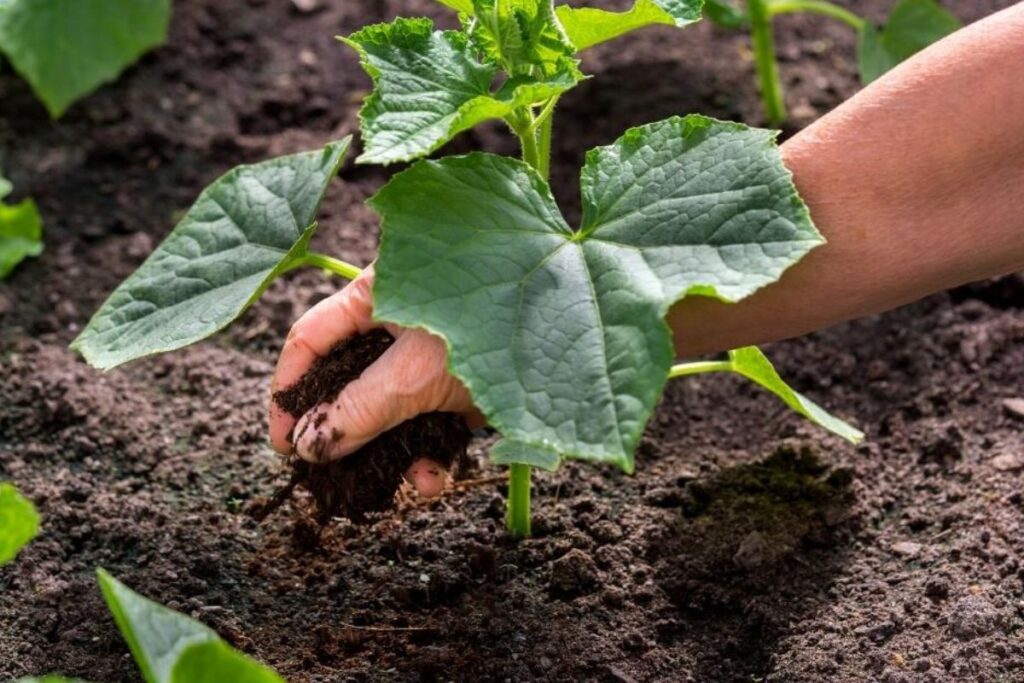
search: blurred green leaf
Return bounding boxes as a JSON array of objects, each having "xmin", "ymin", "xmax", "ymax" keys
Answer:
[{"xmin": 0, "ymin": 482, "xmax": 39, "ymax": 565}]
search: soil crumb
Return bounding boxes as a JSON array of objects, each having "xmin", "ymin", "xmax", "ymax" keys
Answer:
[{"xmin": 264, "ymin": 328, "xmax": 471, "ymax": 524}]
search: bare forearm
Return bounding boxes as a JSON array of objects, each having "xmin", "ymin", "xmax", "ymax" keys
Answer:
[{"xmin": 672, "ymin": 2, "xmax": 1024, "ymax": 357}]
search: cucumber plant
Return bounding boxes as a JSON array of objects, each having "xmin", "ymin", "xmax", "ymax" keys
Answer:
[
  {"xmin": 14, "ymin": 570, "xmax": 285, "ymax": 682},
  {"xmin": 73, "ymin": 0, "xmax": 863, "ymax": 538},
  {"xmin": 0, "ymin": 171, "xmax": 42, "ymax": 279},
  {"xmin": 704, "ymin": 0, "xmax": 960, "ymax": 125},
  {"xmin": 0, "ymin": 0, "xmax": 171, "ymax": 117}
]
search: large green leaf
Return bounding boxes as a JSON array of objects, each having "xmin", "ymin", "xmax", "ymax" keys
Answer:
[
  {"xmin": 0, "ymin": 482, "xmax": 39, "ymax": 565},
  {"xmin": 71, "ymin": 139, "xmax": 350, "ymax": 370},
  {"xmin": 343, "ymin": 18, "xmax": 577, "ymax": 166},
  {"xmin": 857, "ymin": 0, "xmax": 960, "ymax": 84},
  {"xmin": 171, "ymin": 641, "xmax": 284, "ymax": 683},
  {"xmin": 0, "ymin": 0, "xmax": 171, "ymax": 117},
  {"xmin": 727, "ymin": 347, "xmax": 863, "ymax": 442},
  {"xmin": 372, "ymin": 115, "xmax": 822, "ymax": 472},
  {"xmin": 0, "ymin": 174, "xmax": 43, "ymax": 279},
  {"xmin": 557, "ymin": 0, "xmax": 703, "ymax": 51}
]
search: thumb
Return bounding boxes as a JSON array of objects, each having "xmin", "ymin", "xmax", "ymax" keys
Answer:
[{"xmin": 292, "ymin": 329, "xmax": 469, "ymax": 462}]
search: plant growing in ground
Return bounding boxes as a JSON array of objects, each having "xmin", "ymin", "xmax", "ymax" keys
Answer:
[
  {"xmin": 73, "ymin": 0, "xmax": 863, "ymax": 538},
  {"xmin": 0, "ymin": 171, "xmax": 42, "ymax": 279},
  {"xmin": 0, "ymin": 482, "xmax": 38, "ymax": 564},
  {"xmin": 13, "ymin": 570, "xmax": 285, "ymax": 682},
  {"xmin": 0, "ymin": 0, "xmax": 171, "ymax": 117},
  {"xmin": 704, "ymin": 0, "xmax": 960, "ymax": 125}
]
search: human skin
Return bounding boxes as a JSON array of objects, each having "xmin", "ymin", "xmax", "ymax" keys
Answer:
[{"xmin": 268, "ymin": 2, "xmax": 1024, "ymax": 496}]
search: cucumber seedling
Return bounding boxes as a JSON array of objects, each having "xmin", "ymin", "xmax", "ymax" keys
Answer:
[
  {"xmin": 73, "ymin": 0, "xmax": 862, "ymax": 538},
  {"xmin": 705, "ymin": 0, "xmax": 961, "ymax": 125}
]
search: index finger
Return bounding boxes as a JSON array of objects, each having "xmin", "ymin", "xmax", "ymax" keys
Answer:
[{"xmin": 268, "ymin": 267, "xmax": 377, "ymax": 454}]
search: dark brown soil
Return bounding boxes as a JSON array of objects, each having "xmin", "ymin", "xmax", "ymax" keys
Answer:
[
  {"xmin": 2, "ymin": 1, "xmax": 1022, "ymax": 682},
  {"xmin": 266, "ymin": 328, "xmax": 470, "ymax": 524}
]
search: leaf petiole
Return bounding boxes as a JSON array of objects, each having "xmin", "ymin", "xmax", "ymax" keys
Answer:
[
  {"xmin": 507, "ymin": 463, "xmax": 532, "ymax": 538},
  {"xmin": 748, "ymin": 0, "xmax": 786, "ymax": 127},
  {"xmin": 668, "ymin": 360, "xmax": 734, "ymax": 378},
  {"xmin": 767, "ymin": 0, "xmax": 864, "ymax": 29},
  {"xmin": 299, "ymin": 252, "xmax": 363, "ymax": 280}
]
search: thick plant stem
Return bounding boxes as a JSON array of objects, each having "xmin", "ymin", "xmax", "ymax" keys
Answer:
[
  {"xmin": 507, "ymin": 463, "xmax": 532, "ymax": 538},
  {"xmin": 768, "ymin": 0, "xmax": 863, "ymax": 29},
  {"xmin": 748, "ymin": 0, "xmax": 786, "ymax": 127},
  {"xmin": 301, "ymin": 252, "xmax": 363, "ymax": 280}
]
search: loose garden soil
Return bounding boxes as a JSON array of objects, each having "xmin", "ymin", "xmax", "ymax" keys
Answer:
[{"xmin": 1, "ymin": 1, "xmax": 1022, "ymax": 681}]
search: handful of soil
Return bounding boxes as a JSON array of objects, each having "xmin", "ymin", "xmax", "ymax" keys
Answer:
[{"xmin": 260, "ymin": 328, "xmax": 471, "ymax": 524}]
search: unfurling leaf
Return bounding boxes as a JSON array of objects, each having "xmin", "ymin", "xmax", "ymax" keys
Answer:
[
  {"xmin": 0, "ymin": 0, "xmax": 171, "ymax": 117},
  {"xmin": 727, "ymin": 347, "xmax": 864, "ymax": 442},
  {"xmin": 557, "ymin": 0, "xmax": 703, "ymax": 51},
  {"xmin": 858, "ymin": 0, "xmax": 960, "ymax": 84},
  {"xmin": 372, "ymin": 115, "xmax": 822, "ymax": 472},
  {"xmin": 0, "ymin": 482, "xmax": 39, "ymax": 565},
  {"xmin": 343, "ymin": 18, "xmax": 579, "ymax": 165},
  {"xmin": 0, "ymin": 173, "xmax": 43, "ymax": 279},
  {"xmin": 468, "ymin": 0, "xmax": 579, "ymax": 77},
  {"xmin": 71, "ymin": 139, "xmax": 351, "ymax": 370},
  {"xmin": 97, "ymin": 569, "xmax": 283, "ymax": 683}
]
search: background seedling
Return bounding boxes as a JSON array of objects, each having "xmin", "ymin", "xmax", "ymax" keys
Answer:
[
  {"xmin": 705, "ymin": 0, "xmax": 961, "ymax": 125},
  {"xmin": 0, "ymin": 171, "xmax": 42, "ymax": 279},
  {"xmin": 73, "ymin": 0, "xmax": 862, "ymax": 538},
  {"xmin": 0, "ymin": 0, "xmax": 171, "ymax": 117}
]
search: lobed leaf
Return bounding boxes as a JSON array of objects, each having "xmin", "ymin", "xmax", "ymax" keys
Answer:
[
  {"xmin": 372, "ymin": 115, "xmax": 823, "ymax": 472},
  {"xmin": 0, "ymin": 482, "xmax": 39, "ymax": 565},
  {"xmin": 0, "ymin": 0, "xmax": 171, "ymax": 117},
  {"xmin": 343, "ymin": 18, "xmax": 578, "ymax": 166},
  {"xmin": 71, "ymin": 139, "xmax": 351, "ymax": 370},
  {"xmin": 858, "ymin": 0, "xmax": 960, "ymax": 84},
  {"xmin": 0, "ymin": 174, "xmax": 43, "ymax": 279},
  {"xmin": 557, "ymin": 0, "xmax": 703, "ymax": 51},
  {"xmin": 490, "ymin": 439, "xmax": 561, "ymax": 471},
  {"xmin": 727, "ymin": 347, "xmax": 863, "ymax": 442}
]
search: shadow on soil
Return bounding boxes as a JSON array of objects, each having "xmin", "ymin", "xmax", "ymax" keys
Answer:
[{"xmin": 647, "ymin": 445, "xmax": 856, "ymax": 680}]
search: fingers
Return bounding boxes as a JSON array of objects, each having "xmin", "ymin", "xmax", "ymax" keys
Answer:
[
  {"xmin": 404, "ymin": 458, "xmax": 447, "ymax": 498},
  {"xmin": 292, "ymin": 328, "xmax": 474, "ymax": 462},
  {"xmin": 268, "ymin": 268, "xmax": 376, "ymax": 454}
]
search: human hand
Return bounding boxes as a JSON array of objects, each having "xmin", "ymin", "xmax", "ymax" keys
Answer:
[{"xmin": 268, "ymin": 266, "xmax": 481, "ymax": 497}]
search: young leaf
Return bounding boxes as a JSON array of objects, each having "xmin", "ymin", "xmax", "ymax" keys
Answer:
[
  {"xmin": 0, "ymin": 182, "xmax": 43, "ymax": 279},
  {"xmin": 727, "ymin": 347, "xmax": 864, "ymax": 442},
  {"xmin": 97, "ymin": 568, "xmax": 218, "ymax": 683},
  {"xmin": 557, "ymin": 0, "xmax": 703, "ymax": 51},
  {"xmin": 71, "ymin": 139, "xmax": 351, "ymax": 370},
  {"xmin": 857, "ymin": 0, "xmax": 960, "ymax": 84},
  {"xmin": 468, "ymin": 0, "xmax": 579, "ymax": 77},
  {"xmin": 0, "ymin": 482, "xmax": 39, "ymax": 565},
  {"xmin": 372, "ymin": 115, "xmax": 822, "ymax": 472},
  {"xmin": 342, "ymin": 18, "xmax": 578, "ymax": 165},
  {"xmin": 171, "ymin": 641, "xmax": 285, "ymax": 683},
  {"xmin": 703, "ymin": 0, "xmax": 747, "ymax": 28},
  {"xmin": 0, "ymin": 0, "xmax": 171, "ymax": 117}
]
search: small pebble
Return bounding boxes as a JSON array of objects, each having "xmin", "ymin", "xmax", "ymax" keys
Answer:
[
  {"xmin": 892, "ymin": 541, "xmax": 922, "ymax": 559},
  {"xmin": 1001, "ymin": 398, "xmax": 1024, "ymax": 421}
]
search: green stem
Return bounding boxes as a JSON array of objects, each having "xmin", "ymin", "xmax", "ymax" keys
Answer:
[
  {"xmin": 747, "ymin": 0, "xmax": 786, "ymax": 127},
  {"xmin": 503, "ymin": 104, "xmax": 557, "ymax": 538},
  {"xmin": 767, "ymin": 0, "xmax": 864, "ymax": 29},
  {"xmin": 507, "ymin": 463, "xmax": 532, "ymax": 538},
  {"xmin": 300, "ymin": 252, "xmax": 363, "ymax": 280},
  {"xmin": 668, "ymin": 360, "xmax": 733, "ymax": 378}
]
